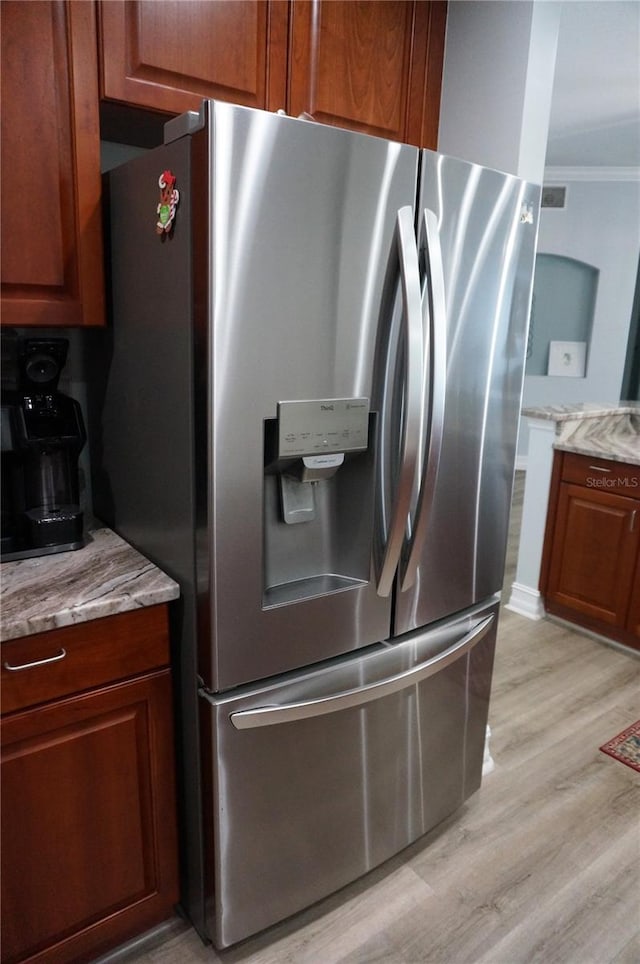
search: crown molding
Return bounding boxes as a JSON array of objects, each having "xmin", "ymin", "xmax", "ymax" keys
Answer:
[{"xmin": 544, "ymin": 165, "xmax": 640, "ymax": 183}]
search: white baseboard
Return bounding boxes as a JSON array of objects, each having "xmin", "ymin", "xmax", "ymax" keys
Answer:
[{"xmin": 505, "ymin": 582, "xmax": 546, "ymax": 620}]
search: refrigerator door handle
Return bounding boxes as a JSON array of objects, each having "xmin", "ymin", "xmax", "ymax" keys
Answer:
[
  {"xmin": 400, "ymin": 207, "xmax": 447, "ymax": 592},
  {"xmin": 376, "ymin": 206, "xmax": 424, "ymax": 598},
  {"xmin": 229, "ymin": 613, "xmax": 494, "ymax": 729}
]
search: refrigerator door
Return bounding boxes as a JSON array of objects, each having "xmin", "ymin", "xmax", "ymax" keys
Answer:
[
  {"xmin": 199, "ymin": 103, "xmax": 420, "ymax": 690},
  {"xmin": 393, "ymin": 153, "xmax": 540, "ymax": 635},
  {"xmin": 200, "ymin": 598, "xmax": 498, "ymax": 948}
]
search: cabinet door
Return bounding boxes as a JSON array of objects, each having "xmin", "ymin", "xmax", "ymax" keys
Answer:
[
  {"xmin": 288, "ymin": 0, "xmax": 446, "ymax": 146},
  {"xmin": 99, "ymin": 0, "xmax": 289, "ymax": 115},
  {"xmin": 1, "ymin": 671, "xmax": 178, "ymax": 964},
  {"xmin": 546, "ymin": 483, "xmax": 640, "ymax": 628},
  {"xmin": 625, "ymin": 555, "xmax": 640, "ymax": 638},
  {"xmin": 0, "ymin": 1, "xmax": 104, "ymax": 328}
]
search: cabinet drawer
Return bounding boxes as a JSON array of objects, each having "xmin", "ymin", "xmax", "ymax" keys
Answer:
[
  {"xmin": 1, "ymin": 605, "xmax": 170, "ymax": 714},
  {"xmin": 560, "ymin": 451, "xmax": 640, "ymax": 495}
]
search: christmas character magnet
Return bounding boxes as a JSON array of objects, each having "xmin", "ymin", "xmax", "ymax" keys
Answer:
[{"xmin": 156, "ymin": 170, "xmax": 179, "ymax": 235}]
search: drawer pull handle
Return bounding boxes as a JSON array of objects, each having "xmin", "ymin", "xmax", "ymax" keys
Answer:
[
  {"xmin": 3, "ymin": 648, "xmax": 67, "ymax": 672},
  {"xmin": 588, "ymin": 465, "xmax": 612, "ymax": 473},
  {"xmin": 631, "ymin": 510, "xmax": 637, "ymax": 534}
]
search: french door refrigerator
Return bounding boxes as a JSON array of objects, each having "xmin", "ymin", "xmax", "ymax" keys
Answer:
[{"xmin": 95, "ymin": 100, "xmax": 539, "ymax": 948}]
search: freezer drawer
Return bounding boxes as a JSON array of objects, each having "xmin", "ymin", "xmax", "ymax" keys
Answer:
[{"xmin": 200, "ymin": 598, "xmax": 498, "ymax": 947}]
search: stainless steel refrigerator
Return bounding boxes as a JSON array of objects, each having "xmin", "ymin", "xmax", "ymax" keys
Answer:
[{"xmin": 95, "ymin": 100, "xmax": 539, "ymax": 948}]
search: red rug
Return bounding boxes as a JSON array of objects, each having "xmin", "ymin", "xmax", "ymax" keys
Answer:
[{"xmin": 599, "ymin": 721, "xmax": 640, "ymax": 773}]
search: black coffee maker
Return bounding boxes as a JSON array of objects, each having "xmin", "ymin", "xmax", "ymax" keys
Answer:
[{"xmin": 1, "ymin": 335, "xmax": 86, "ymax": 561}]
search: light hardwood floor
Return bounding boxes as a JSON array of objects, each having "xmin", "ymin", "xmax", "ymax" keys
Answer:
[{"xmin": 101, "ymin": 474, "xmax": 640, "ymax": 964}]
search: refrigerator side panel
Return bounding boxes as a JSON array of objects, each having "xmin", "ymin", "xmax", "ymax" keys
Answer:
[
  {"xmin": 202, "ymin": 600, "xmax": 498, "ymax": 948},
  {"xmin": 91, "ymin": 139, "xmax": 207, "ymax": 935},
  {"xmin": 395, "ymin": 153, "xmax": 540, "ymax": 634}
]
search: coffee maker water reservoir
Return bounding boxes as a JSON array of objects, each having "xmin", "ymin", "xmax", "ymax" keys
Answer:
[{"xmin": 1, "ymin": 337, "xmax": 86, "ymax": 561}]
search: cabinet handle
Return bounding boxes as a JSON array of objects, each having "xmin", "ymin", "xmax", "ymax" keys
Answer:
[
  {"xmin": 631, "ymin": 510, "xmax": 637, "ymax": 533},
  {"xmin": 588, "ymin": 464, "xmax": 612, "ymax": 473},
  {"xmin": 3, "ymin": 648, "xmax": 67, "ymax": 672}
]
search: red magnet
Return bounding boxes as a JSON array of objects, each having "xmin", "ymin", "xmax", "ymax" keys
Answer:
[{"xmin": 156, "ymin": 170, "xmax": 179, "ymax": 235}]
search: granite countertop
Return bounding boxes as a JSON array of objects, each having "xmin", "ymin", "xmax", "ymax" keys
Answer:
[
  {"xmin": 1, "ymin": 527, "xmax": 180, "ymax": 642},
  {"xmin": 522, "ymin": 402, "xmax": 640, "ymax": 465},
  {"xmin": 522, "ymin": 401, "xmax": 640, "ymax": 422}
]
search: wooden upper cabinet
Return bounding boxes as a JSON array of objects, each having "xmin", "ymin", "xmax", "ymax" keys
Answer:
[
  {"xmin": 99, "ymin": 0, "xmax": 289, "ymax": 114},
  {"xmin": 0, "ymin": 1, "xmax": 105, "ymax": 328},
  {"xmin": 288, "ymin": 1, "xmax": 447, "ymax": 147},
  {"xmin": 98, "ymin": 1, "xmax": 446, "ymax": 147}
]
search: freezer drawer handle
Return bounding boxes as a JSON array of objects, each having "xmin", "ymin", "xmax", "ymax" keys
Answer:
[
  {"xmin": 401, "ymin": 208, "xmax": 447, "ymax": 592},
  {"xmin": 229, "ymin": 614, "xmax": 494, "ymax": 730},
  {"xmin": 377, "ymin": 206, "xmax": 424, "ymax": 598},
  {"xmin": 3, "ymin": 648, "xmax": 67, "ymax": 672}
]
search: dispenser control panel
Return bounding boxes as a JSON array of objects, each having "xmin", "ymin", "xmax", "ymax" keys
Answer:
[{"xmin": 277, "ymin": 398, "xmax": 369, "ymax": 458}]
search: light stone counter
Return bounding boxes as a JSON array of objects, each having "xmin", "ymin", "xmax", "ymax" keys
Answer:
[
  {"xmin": 1, "ymin": 527, "xmax": 179, "ymax": 642},
  {"xmin": 521, "ymin": 401, "xmax": 640, "ymax": 422},
  {"xmin": 521, "ymin": 402, "xmax": 640, "ymax": 466}
]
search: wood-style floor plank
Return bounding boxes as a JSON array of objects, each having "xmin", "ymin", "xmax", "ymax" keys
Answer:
[{"xmin": 97, "ymin": 473, "xmax": 640, "ymax": 964}]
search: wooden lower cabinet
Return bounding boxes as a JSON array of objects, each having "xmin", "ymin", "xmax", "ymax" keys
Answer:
[
  {"xmin": 541, "ymin": 451, "xmax": 640, "ymax": 651},
  {"xmin": 625, "ymin": 556, "xmax": 640, "ymax": 638},
  {"xmin": 0, "ymin": 608, "xmax": 179, "ymax": 964}
]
